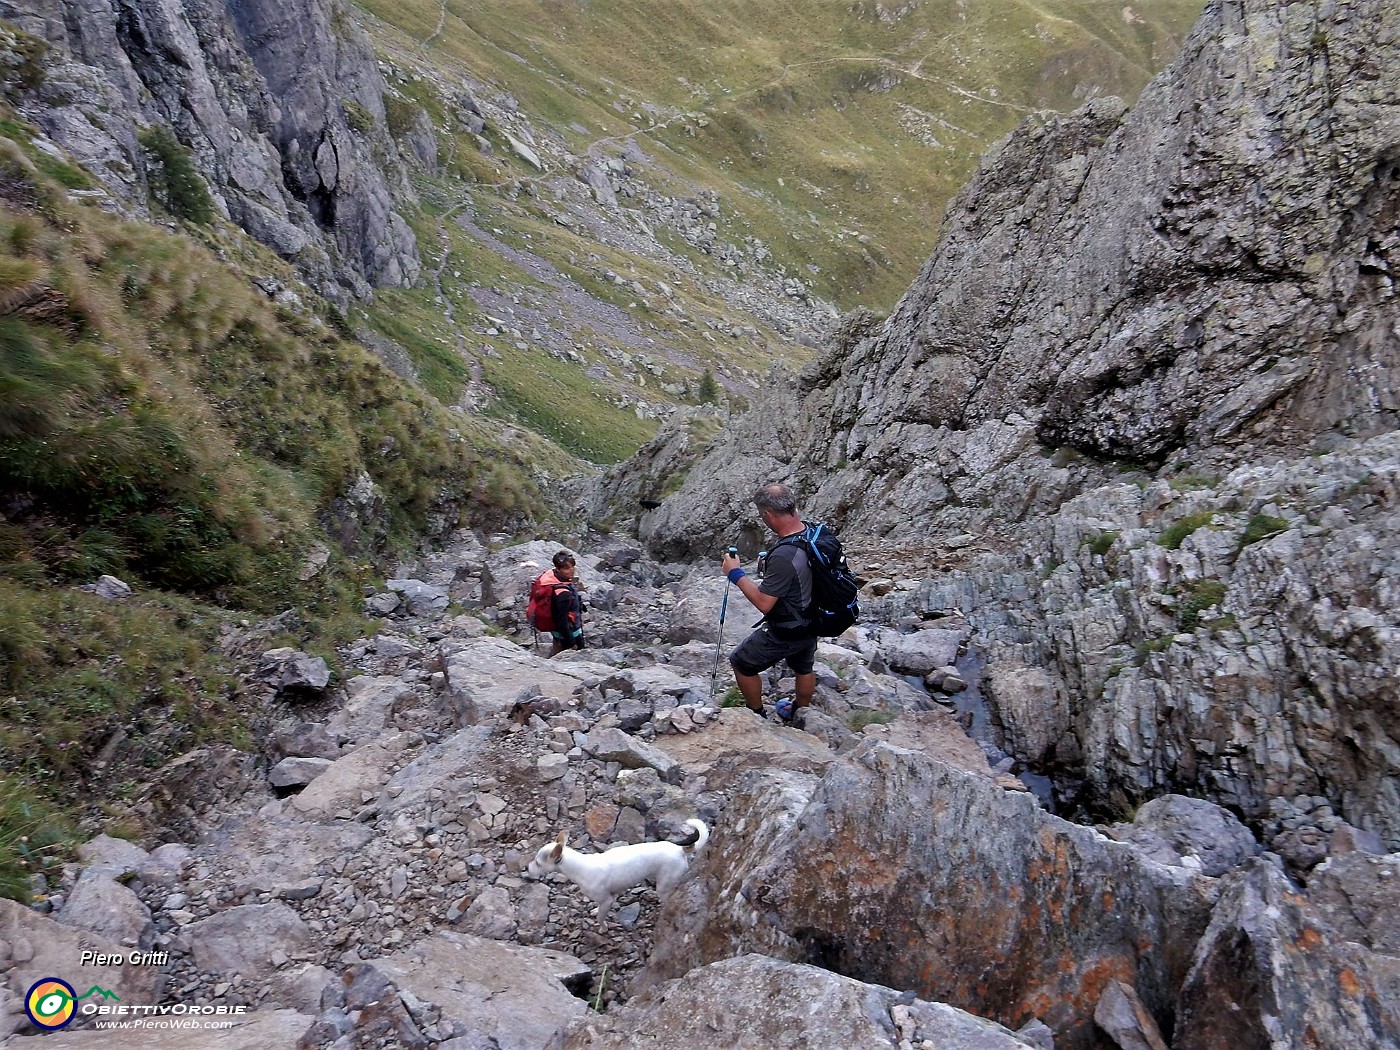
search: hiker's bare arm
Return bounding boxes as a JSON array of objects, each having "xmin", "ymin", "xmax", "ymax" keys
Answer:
[
  {"xmin": 737, "ymin": 576, "xmax": 777, "ymax": 613},
  {"xmin": 722, "ymin": 551, "xmax": 778, "ymax": 613}
]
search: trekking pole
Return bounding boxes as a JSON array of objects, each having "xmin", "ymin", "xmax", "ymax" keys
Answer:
[{"xmin": 710, "ymin": 546, "xmax": 739, "ymax": 701}]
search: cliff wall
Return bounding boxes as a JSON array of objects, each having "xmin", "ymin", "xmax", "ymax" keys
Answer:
[{"xmin": 0, "ymin": 0, "xmax": 418, "ymax": 304}]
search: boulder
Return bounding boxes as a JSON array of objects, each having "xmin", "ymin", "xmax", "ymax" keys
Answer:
[
  {"xmin": 55, "ymin": 869, "xmax": 153, "ymax": 948},
  {"xmin": 268, "ymin": 756, "xmax": 332, "ymax": 788},
  {"xmin": 1118, "ymin": 794, "xmax": 1260, "ymax": 877},
  {"xmin": 76, "ymin": 834, "xmax": 148, "ymax": 878},
  {"xmin": 372, "ymin": 931, "xmax": 589, "ymax": 1050},
  {"xmin": 260, "ymin": 648, "xmax": 331, "ymax": 694},
  {"xmin": 566, "ymin": 954, "xmax": 1042, "ymax": 1049},
  {"xmin": 385, "ymin": 579, "xmax": 449, "ymax": 617},
  {"xmin": 0, "ymin": 899, "xmax": 163, "ymax": 1039},
  {"xmin": 327, "ymin": 675, "xmax": 417, "ymax": 743},
  {"xmin": 134, "ymin": 843, "xmax": 192, "ymax": 889},
  {"xmin": 439, "ymin": 636, "xmax": 610, "ymax": 720},
  {"xmin": 1173, "ymin": 860, "xmax": 1400, "ymax": 1050},
  {"xmin": 1304, "ymin": 851, "xmax": 1400, "ymax": 954},
  {"xmin": 582, "ymin": 727, "xmax": 682, "ymax": 784},
  {"xmin": 286, "ymin": 736, "xmax": 402, "ymax": 821},
  {"xmin": 1094, "ymin": 979, "xmax": 1169, "ymax": 1050},
  {"xmin": 185, "ymin": 903, "xmax": 313, "ymax": 983},
  {"xmin": 647, "ymin": 741, "xmax": 1220, "ymax": 1050},
  {"xmin": 647, "ymin": 707, "xmax": 835, "ymax": 791},
  {"xmin": 878, "ymin": 627, "xmax": 967, "ymax": 675}
]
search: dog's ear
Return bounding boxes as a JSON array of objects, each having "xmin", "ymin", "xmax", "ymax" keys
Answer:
[{"xmin": 550, "ymin": 831, "xmax": 566, "ymax": 862}]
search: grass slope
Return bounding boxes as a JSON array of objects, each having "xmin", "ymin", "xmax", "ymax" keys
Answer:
[
  {"xmin": 355, "ymin": 0, "xmax": 1204, "ymax": 309},
  {"xmin": 0, "ymin": 128, "xmax": 540, "ymax": 897}
]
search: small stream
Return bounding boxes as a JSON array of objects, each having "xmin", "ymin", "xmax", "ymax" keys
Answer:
[{"xmin": 907, "ymin": 645, "xmax": 1058, "ymax": 813}]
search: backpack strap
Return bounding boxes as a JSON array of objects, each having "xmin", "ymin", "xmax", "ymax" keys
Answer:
[{"xmin": 763, "ymin": 525, "xmax": 816, "ymax": 634}]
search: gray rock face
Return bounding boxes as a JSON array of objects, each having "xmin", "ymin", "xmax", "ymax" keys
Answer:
[
  {"xmin": 1174, "ymin": 860, "xmax": 1400, "ymax": 1050},
  {"xmin": 638, "ymin": 0, "xmax": 1400, "ymax": 556},
  {"xmin": 925, "ymin": 436, "xmax": 1400, "ymax": 850},
  {"xmin": 622, "ymin": 0, "xmax": 1400, "ymax": 853},
  {"xmin": 0, "ymin": 0, "xmax": 419, "ymax": 303}
]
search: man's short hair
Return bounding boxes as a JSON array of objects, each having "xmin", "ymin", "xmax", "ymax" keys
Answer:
[
  {"xmin": 552, "ymin": 550, "xmax": 576, "ymax": 569},
  {"xmin": 753, "ymin": 483, "xmax": 797, "ymax": 515}
]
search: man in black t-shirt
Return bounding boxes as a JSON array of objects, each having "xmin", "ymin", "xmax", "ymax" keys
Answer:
[{"xmin": 719, "ymin": 483, "xmax": 816, "ymax": 724}]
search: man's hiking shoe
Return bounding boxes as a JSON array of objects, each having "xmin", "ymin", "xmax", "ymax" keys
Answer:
[
  {"xmin": 775, "ymin": 699, "xmax": 796, "ymax": 723},
  {"xmin": 746, "ymin": 704, "xmax": 767, "ymax": 719}
]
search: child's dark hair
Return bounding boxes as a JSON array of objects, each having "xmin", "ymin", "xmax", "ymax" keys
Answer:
[{"xmin": 552, "ymin": 550, "xmax": 576, "ymax": 569}]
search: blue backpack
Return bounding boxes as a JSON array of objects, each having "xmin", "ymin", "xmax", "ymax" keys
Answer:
[{"xmin": 776, "ymin": 522, "xmax": 860, "ymax": 637}]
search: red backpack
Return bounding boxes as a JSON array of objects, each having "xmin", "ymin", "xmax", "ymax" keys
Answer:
[{"xmin": 527, "ymin": 571, "xmax": 562, "ymax": 632}]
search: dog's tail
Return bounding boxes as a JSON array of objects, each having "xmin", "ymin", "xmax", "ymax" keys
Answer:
[{"xmin": 677, "ymin": 818, "xmax": 709, "ymax": 852}]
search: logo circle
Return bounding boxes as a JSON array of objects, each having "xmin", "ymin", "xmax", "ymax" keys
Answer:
[{"xmin": 26, "ymin": 978, "xmax": 77, "ymax": 1030}]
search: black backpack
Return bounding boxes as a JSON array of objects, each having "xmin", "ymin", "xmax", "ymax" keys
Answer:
[{"xmin": 776, "ymin": 522, "xmax": 860, "ymax": 637}]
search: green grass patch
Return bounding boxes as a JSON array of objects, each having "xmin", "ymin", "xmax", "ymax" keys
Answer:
[
  {"xmin": 0, "ymin": 774, "xmax": 73, "ymax": 903},
  {"xmin": 1085, "ymin": 531, "xmax": 1120, "ymax": 557},
  {"xmin": 1240, "ymin": 513, "xmax": 1289, "ymax": 548},
  {"xmin": 366, "ymin": 288, "xmax": 473, "ymax": 404},
  {"xmin": 0, "ymin": 122, "xmax": 555, "ymax": 894},
  {"xmin": 1158, "ymin": 510, "xmax": 1216, "ymax": 551},
  {"xmin": 482, "ymin": 343, "xmax": 657, "ymax": 464},
  {"xmin": 0, "ymin": 581, "xmax": 234, "ymax": 780},
  {"xmin": 849, "ymin": 708, "xmax": 895, "ymax": 731},
  {"xmin": 1168, "ymin": 473, "xmax": 1219, "ymax": 493},
  {"xmin": 1204, "ymin": 613, "xmax": 1238, "ymax": 634},
  {"xmin": 350, "ymin": 0, "xmax": 1204, "ymax": 309},
  {"xmin": 1176, "ymin": 579, "xmax": 1227, "ymax": 631},
  {"xmin": 718, "ymin": 687, "xmax": 745, "ymax": 708},
  {"xmin": 1134, "ymin": 635, "xmax": 1175, "ymax": 665}
]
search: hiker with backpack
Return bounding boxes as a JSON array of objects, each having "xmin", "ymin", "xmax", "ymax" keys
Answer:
[
  {"xmin": 527, "ymin": 550, "xmax": 587, "ymax": 656},
  {"xmin": 719, "ymin": 483, "xmax": 859, "ymax": 724}
]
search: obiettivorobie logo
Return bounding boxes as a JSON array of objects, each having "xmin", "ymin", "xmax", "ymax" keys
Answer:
[{"xmin": 25, "ymin": 978, "xmax": 120, "ymax": 1030}]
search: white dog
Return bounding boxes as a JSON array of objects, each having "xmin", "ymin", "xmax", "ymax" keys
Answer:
[{"xmin": 526, "ymin": 818, "xmax": 709, "ymax": 918}]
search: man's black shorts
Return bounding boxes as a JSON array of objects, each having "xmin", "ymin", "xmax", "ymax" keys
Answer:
[{"xmin": 730, "ymin": 625, "xmax": 817, "ymax": 677}]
